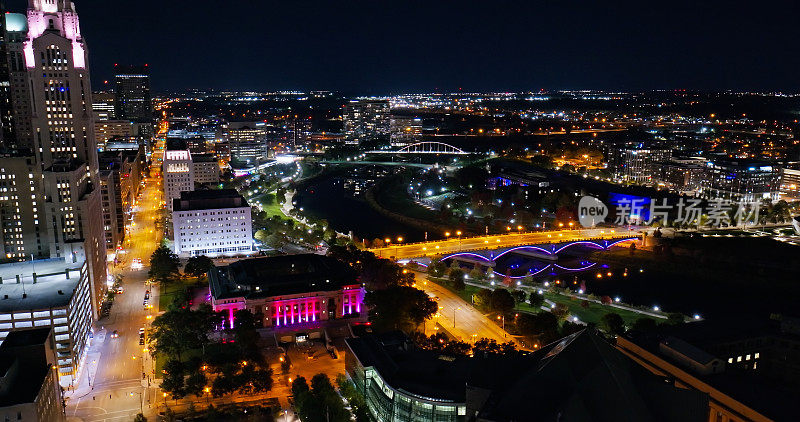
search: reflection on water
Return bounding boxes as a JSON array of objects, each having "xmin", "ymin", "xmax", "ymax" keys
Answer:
[{"xmin": 296, "ymin": 169, "xmax": 427, "ymax": 242}]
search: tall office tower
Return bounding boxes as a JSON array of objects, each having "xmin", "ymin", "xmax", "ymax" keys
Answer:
[
  {"xmin": 113, "ymin": 64, "xmax": 152, "ymax": 138},
  {"xmin": 343, "ymin": 99, "xmax": 390, "ymax": 145},
  {"xmin": 163, "ymin": 139, "xmax": 194, "ymax": 213},
  {"xmin": 91, "ymin": 90, "xmax": 115, "ymax": 120},
  {"xmin": 0, "ymin": 0, "xmax": 106, "ymax": 318}
]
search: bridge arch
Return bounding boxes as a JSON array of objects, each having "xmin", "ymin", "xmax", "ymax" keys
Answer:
[{"xmin": 396, "ymin": 142, "xmax": 468, "ymax": 154}]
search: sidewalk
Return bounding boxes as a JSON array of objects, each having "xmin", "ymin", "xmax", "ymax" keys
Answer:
[{"xmin": 64, "ymin": 329, "xmax": 106, "ymax": 401}]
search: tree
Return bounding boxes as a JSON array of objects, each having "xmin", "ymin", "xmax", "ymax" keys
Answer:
[
  {"xmin": 551, "ymin": 303, "xmax": 569, "ymax": 321},
  {"xmin": 428, "ymin": 260, "xmax": 447, "ymax": 278},
  {"xmin": 631, "ymin": 317, "xmax": 658, "ymax": 332},
  {"xmin": 473, "ymin": 289, "xmax": 493, "ymax": 310},
  {"xmin": 365, "ymin": 286, "xmax": 438, "ymax": 332},
  {"xmin": 150, "ymin": 304, "xmax": 221, "ymax": 361},
  {"xmin": 184, "ymin": 255, "xmax": 214, "ymax": 278},
  {"xmin": 161, "ymin": 359, "xmax": 186, "ymax": 398},
  {"xmin": 600, "ymin": 312, "xmax": 625, "ymax": 334},
  {"xmin": 184, "ymin": 371, "xmax": 207, "ymax": 397},
  {"xmin": 469, "ymin": 268, "xmax": 486, "ymax": 282},
  {"xmin": 472, "ymin": 338, "xmax": 517, "ymax": 357},
  {"xmin": 449, "ymin": 268, "xmax": 465, "ymax": 290},
  {"xmin": 528, "ymin": 292, "xmax": 544, "ymax": 309},
  {"xmin": 148, "ymin": 245, "xmax": 180, "ymax": 284},
  {"xmin": 515, "ymin": 312, "xmax": 559, "ymax": 341},
  {"xmin": 667, "ymin": 313, "xmax": 685, "ymax": 325},
  {"xmin": 133, "ymin": 414, "xmax": 147, "ymax": 422},
  {"xmin": 512, "ymin": 290, "xmax": 526, "ymax": 304},
  {"xmin": 489, "ymin": 288, "xmax": 515, "ymax": 314}
]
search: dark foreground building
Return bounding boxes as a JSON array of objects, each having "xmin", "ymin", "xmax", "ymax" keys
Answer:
[
  {"xmin": 0, "ymin": 328, "xmax": 64, "ymax": 421},
  {"xmin": 345, "ymin": 329, "xmax": 708, "ymax": 422}
]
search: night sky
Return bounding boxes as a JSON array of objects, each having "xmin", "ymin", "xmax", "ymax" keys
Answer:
[{"xmin": 9, "ymin": 0, "xmax": 800, "ymax": 93}]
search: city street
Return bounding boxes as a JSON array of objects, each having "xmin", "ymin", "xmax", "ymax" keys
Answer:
[
  {"xmin": 66, "ymin": 138, "xmax": 166, "ymax": 422},
  {"xmin": 414, "ymin": 272, "xmax": 525, "ymax": 349},
  {"xmin": 369, "ymin": 228, "xmax": 638, "ymax": 259}
]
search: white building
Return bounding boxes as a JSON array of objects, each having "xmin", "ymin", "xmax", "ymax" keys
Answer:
[
  {"xmin": 163, "ymin": 139, "xmax": 194, "ymax": 212},
  {"xmin": 171, "ymin": 189, "xmax": 253, "ymax": 257},
  {"xmin": 0, "ymin": 258, "xmax": 93, "ymax": 387}
]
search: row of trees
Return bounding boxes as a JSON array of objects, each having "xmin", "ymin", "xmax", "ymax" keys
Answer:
[
  {"xmin": 150, "ymin": 303, "xmax": 274, "ymax": 400},
  {"xmin": 292, "ymin": 374, "xmax": 355, "ymax": 422},
  {"xmin": 327, "ymin": 244, "xmax": 439, "ymax": 333}
]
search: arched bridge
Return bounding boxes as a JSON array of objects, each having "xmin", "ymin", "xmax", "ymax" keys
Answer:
[
  {"xmin": 439, "ymin": 238, "xmax": 637, "ymax": 267},
  {"xmin": 368, "ymin": 142, "xmax": 470, "ymax": 155}
]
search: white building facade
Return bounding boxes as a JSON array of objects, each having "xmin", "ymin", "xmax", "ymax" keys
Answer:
[
  {"xmin": 163, "ymin": 147, "xmax": 194, "ymax": 212},
  {"xmin": 171, "ymin": 190, "xmax": 253, "ymax": 257}
]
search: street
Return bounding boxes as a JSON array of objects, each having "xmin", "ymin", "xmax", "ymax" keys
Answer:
[
  {"xmin": 66, "ymin": 135, "xmax": 166, "ymax": 421},
  {"xmin": 415, "ymin": 272, "xmax": 524, "ymax": 349}
]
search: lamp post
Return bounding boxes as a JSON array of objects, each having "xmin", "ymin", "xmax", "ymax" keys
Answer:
[{"xmin": 130, "ymin": 391, "xmax": 143, "ymax": 414}]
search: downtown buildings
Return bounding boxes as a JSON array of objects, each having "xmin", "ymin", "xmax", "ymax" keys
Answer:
[
  {"xmin": 0, "ymin": 0, "xmax": 106, "ymax": 386},
  {"xmin": 344, "ymin": 99, "xmax": 390, "ymax": 145},
  {"xmin": 113, "ymin": 64, "xmax": 153, "ymax": 139}
]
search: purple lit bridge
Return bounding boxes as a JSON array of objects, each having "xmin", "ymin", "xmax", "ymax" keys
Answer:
[{"xmin": 438, "ymin": 237, "xmax": 638, "ymax": 269}]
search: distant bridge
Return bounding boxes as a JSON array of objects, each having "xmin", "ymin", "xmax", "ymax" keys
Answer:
[{"xmin": 368, "ymin": 142, "xmax": 470, "ymax": 155}]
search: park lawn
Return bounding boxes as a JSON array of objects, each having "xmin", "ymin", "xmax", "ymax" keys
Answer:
[
  {"xmin": 157, "ymin": 277, "xmax": 201, "ymax": 310},
  {"xmin": 251, "ymin": 192, "xmax": 284, "ymax": 218},
  {"xmin": 154, "ymin": 347, "xmax": 203, "ymax": 379},
  {"xmin": 515, "ymin": 292, "xmax": 653, "ymax": 326}
]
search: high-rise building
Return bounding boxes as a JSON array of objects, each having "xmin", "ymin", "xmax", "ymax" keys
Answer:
[
  {"xmin": 389, "ymin": 115, "xmax": 422, "ymax": 146},
  {"xmin": 91, "ymin": 91, "xmax": 115, "ymax": 120},
  {"xmin": 607, "ymin": 145, "xmax": 672, "ymax": 184},
  {"xmin": 343, "ymin": 99, "xmax": 390, "ymax": 145},
  {"xmin": 163, "ymin": 139, "xmax": 194, "ymax": 212},
  {"xmin": 224, "ymin": 121, "xmax": 268, "ymax": 164},
  {"xmin": 113, "ymin": 64, "xmax": 152, "ymax": 138},
  {"xmin": 94, "ymin": 120, "xmax": 132, "ymax": 149},
  {"xmin": 0, "ymin": 0, "xmax": 107, "ymax": 321}
]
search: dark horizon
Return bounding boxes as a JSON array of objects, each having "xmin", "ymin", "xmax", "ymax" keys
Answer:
[{"xmin": 7, "ymin": 0, "xmax": 800, "ymax": 93}]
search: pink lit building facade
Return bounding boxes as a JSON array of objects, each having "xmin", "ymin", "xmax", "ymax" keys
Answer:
[
  {"xmin": 211, "ymin": 284, "xmax": 365, "ymax": 330},
  {"xmin": 208, "ymin": 254, "xmax": 366, "ymax": 334}
]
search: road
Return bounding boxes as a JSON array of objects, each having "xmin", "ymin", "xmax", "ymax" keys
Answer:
[
  {"xmin": 369, "ymin": 228, "xmax": 638, "ymax": 259},
  {"xmin": 66, "ymin": 133, "xmax": 166, "ymax": 421},
  {"xmin": 414, "ymin": 272, "xmax": 524, "ymax": 349}
]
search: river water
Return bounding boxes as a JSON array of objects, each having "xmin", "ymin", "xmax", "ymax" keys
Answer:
[{"xmin": 295, "ymin": 171, "xmax": 429, "ymax": 243}]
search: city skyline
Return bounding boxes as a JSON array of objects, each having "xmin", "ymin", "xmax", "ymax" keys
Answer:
[{"xmin": 10, "ymin": 0, "xmax": 797, "ymax": 93}]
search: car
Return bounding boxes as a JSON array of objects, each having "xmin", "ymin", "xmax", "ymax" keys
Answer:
[
  {"xmin": 131, "ymin": 258, "xmax": 143, "ymax": 270},
  {"xmin": 139, "ymin": 337, "xmax": 145, "ymax": 345},
  {"xmin": 110, "ymin": 330, "xmax": 119, "ymax": 338},
  {"xmin": 115, "ymin": 287, "xmax": 124, "ymax": 294}
]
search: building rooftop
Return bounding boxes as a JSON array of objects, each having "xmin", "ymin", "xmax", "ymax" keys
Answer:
[
  {"xmin": 166, "ymin": 138, "xmax": 189, "ymax": 151},
  {"xmin": 192, "ymin": 153, "xmax": 217, "ymax": 163},
  {"xmin": 0, "ymin": 258, "xmax": 84, "ymax": 312},
  {"xmin": 346, "ymin": 330, "xmax": 709, "ymax": 421},
  {"xmin": 624, "ymin": 319, "xmax": 798, "ymax": 421},
  {"xmin": 0, "ymin": 328, "xmax": 52, "ymax": 407},
  {"xmin": 172, "ymin": 189, "xmax": 249, "ymax": 212},
  {"xmin": 210, "ymin": 254, "xmax": 357, "ymax": 300}
]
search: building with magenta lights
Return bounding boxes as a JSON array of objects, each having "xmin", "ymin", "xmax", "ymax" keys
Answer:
[{"xmin": 209, "ymin": 254, "xmax": 365, "ymax": 340}]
